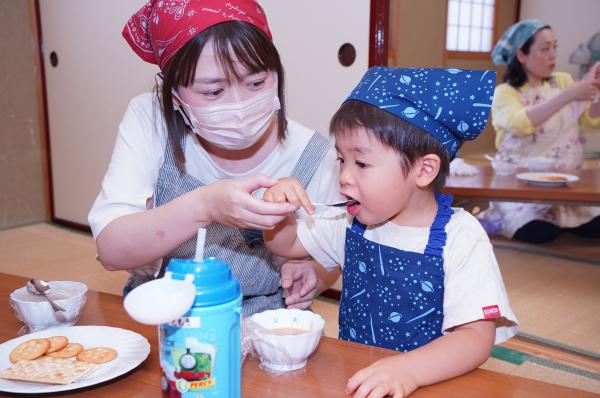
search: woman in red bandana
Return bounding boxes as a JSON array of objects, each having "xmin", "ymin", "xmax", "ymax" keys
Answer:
[{"xmin": 88, "ymin": 0, "xmax": 341, "ymax": 315}]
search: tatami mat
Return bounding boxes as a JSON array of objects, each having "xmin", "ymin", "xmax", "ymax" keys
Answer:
[
  {"xmin": 0, "ymin": 222, "xmax": 128, "ymax": 295},
  {"xmin": 493, "ymin": 241, "xmax": 600, "ymax": 354},
  {"xmin": 480, "ymin": 358, "xmax": 600, "ymax": 394}
]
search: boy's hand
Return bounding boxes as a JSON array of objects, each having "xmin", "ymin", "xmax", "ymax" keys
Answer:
[
  {"xmin": 280, "ymin": 260, "xmax": 319, "ymax": 309},
  {"xmin": 346, "ymin": 355, "xmax": 417, "ymax": 398},
  {"xmin": 263, "ymin": 177, "xmax": 315, "ymax": 214}
]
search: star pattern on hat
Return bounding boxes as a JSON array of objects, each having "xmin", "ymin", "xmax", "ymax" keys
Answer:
[{"xmin": 346, "ymin": 67, "xmax": 496, "ymax": 158}]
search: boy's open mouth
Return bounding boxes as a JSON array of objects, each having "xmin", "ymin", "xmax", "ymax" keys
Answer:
[{"xmin": 344, "ymin": 196, "xmax": 361, "ymax": 216}]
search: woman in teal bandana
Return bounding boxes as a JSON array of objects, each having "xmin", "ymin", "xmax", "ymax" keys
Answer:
[{"xmin": 483, "ymin": 20, "xmax": 600, "ymax": 244}]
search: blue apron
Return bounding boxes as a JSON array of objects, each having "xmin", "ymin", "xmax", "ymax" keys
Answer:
[{"xmin": 339, "ymin": 192, "xmax": 453, "ymax": 352}]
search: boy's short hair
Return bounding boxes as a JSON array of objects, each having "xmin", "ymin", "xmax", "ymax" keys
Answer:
[{"xmin": 330, "ymin": 100, "xmax": 449, "ymax": 191}]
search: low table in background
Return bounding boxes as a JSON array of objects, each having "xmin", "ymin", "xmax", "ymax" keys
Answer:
[{"xmin": 444, "ymin": 163, "xmax": 600, "ymax": 206}]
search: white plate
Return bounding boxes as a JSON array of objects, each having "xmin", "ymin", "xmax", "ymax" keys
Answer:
[
  {"xmin": 0, "ymin": 326, "xmax": 150, "ymax": 394},
  {"xmin": 516, "ymin": 172, "xmax": 579, "ymax": 186}
]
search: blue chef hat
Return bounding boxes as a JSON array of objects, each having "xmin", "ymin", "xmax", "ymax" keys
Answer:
[{"xmin": 345, "ymin": 67, "xmax": 496, "ymax": 158}]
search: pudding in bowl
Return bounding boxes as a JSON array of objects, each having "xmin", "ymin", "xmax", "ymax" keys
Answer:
[{"xmin": 249, "ymin": 308, "xmax": 325, "ymax": 372}]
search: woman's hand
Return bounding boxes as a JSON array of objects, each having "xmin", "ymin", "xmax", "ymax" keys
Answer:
[
  {"xmin": 570, "ymin": 62, "xmax": 600, "ymax": 102},
  {"xmin": 203, "ymin": 174, "xmax": 297, "ymax": 230},
  {"xmin": 263, "ymin": 177, "xmax": 315, "ymax": 214},
  {"xmin": 568, "ymin": 77, "xmax": 600, "ymax": 102},
  {"xmin": 587, "ymin": 61, "xmax": 600, "ymax": 82}
]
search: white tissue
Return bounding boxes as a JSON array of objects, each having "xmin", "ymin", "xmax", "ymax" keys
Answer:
[{"xmin": 449, "ymin": 158, "xmax": 479, "ymax": 176}]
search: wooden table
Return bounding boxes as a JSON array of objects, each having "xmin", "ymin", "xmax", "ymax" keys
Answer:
[
  {"xmin": 444, "ymin": 164, "xmax": 600, "ymax": 205},
  {"xmin": 0, "ymin": 273, "xmax": 597, "ymax": 397}
]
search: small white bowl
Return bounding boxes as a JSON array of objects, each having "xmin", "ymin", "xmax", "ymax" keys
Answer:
[
  {"xmin": 527, "ymin": 156, "xmax": 555, "ymax": 172},
  {"xmin": 491, "ymin": 158, "xmax": 519, "ymax": 176},
  {"xmin": 10, "ymin": 280, "xmax": 88, "ymax": 333},
  {"xmin": 249, "ymin": 308, "xmax": 325, "ymax": 372}
]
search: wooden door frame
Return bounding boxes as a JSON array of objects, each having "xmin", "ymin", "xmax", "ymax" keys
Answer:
[
  {"xmin": 30, "ymin": 0, "xmax": 54, "ymax": 225},
  {"xmin": 370, "ymin": 0, "xmax": 390, "ymax": 66}
]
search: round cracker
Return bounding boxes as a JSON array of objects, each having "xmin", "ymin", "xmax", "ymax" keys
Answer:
[
  {"xmin": 46, "ymin": 336, "xmax": 69, "ymax": 353},
  {"xmin": 9, "ymin": 338, "xmax": 50, "ymax": 363},
  {"xmin": 46, "ymin": 342, "xmax": 83, "ymax": 358},
  {"xmin": 76, "ymin": 347, "xmax": 117, "ymax": 364}
]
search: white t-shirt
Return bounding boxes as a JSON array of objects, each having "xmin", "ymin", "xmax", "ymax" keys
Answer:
[
  {"xmin": 88, "ymin": 92, "xmax": 341, "ymax": 273},
  {"xmin": 297, "ymin": 207, "xmax": 519, "ymax": 344}
]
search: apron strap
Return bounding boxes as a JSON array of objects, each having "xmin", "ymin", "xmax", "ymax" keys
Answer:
[
  {"xmin": 350, "ymin": 217, "xmax": 367, "ymax": 235},
  {"xmin": 424, "ymin": 191, "xmax": 453, "ymax": 257},
  {"xmin": 289, "ymin": 131, "xmax": 330, "ymax": 188}
]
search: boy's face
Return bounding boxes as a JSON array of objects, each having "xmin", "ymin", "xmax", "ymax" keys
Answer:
[{"xmin": 335, "ymin": 127, "xmax": 419, "ymax": 226}]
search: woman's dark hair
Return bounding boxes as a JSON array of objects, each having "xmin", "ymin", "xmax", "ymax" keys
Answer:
[
  {"xmin": 503, "ymin": 26, "xmax": 552, "ymax": 88},
  {"xmin": 330, "ymin": 101, "xmax": 450, "ymax": 191},
  {"xmin": 156, "ymin": 21, "xmax": 287, "ymax": 171}
]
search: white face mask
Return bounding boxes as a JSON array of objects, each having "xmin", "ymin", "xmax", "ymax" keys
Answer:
[{"xmin": 174, "ymin": 80, "xmax": 281, "ymax": 150}]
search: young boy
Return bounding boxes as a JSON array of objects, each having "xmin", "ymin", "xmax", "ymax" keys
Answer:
[{"xmin": 263, "ymin": 67, "xmax": 518, "ymax": 398}]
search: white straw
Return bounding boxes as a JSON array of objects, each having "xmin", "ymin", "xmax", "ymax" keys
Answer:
[{"xmin": 194, "ymin": 227, "xmax": 207, "ymax": 262}]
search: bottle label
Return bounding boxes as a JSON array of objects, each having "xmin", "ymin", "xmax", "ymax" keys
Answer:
[
  {"xmin": 159, "ymin": 308, "xmax": 240, "ymax": 397},
  {"xmin": 168, "ymin": 316, "xmax": 201, "ymax": 328}
]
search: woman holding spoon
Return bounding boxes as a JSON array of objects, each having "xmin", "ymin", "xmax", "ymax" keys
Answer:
[{"xmin": 88, "ymin": 0, "xmax": 340, "ymax": 315}]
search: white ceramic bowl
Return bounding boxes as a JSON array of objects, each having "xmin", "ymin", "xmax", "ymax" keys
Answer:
[
  {"xmin": 527, "ymin": 156, "xmax": 555, "ymax": 172},
  {"xmin": 249, "ymin": 308, "xmax": 325, "ymax": 372},
  {"xmin": 10, "ymin": 280, "xmax": 88, "ymax": 333},
  {"xmin": 491, "ymin": 158, "xmax": 519, "ymax": 176}
]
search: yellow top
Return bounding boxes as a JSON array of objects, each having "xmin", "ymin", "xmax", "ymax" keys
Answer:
[{"xmin": 491, "ymin": 72, "xmax": 600, "ymax": 148}]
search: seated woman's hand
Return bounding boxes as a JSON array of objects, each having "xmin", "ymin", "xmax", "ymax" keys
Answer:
[
  {"xmin": 569, "ymin": 77, "xmax": 600, "ymax": 102},
  {"xmin": 204, "ymin": 174, "xmax": 296, "ymax": 230},
  {"xmin": 587, "ymin": 61, "xmax": 600, "ymax": 82},
  {"xmin": 263, "ymin": 177, "xmax": 315, "ymax": 214}
]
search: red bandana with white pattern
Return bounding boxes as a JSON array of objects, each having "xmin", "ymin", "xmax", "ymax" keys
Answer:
[{"xmin": 123, "ymin": 0, "xmax": 272, "ymax": 69}]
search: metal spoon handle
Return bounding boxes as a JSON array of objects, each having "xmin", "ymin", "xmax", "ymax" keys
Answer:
[
  {"xmin": 312, "ymin": 200, "xmax": 357, "ymax": 207},
  {"xmin": 44, "ymin": 295, "xmax": 65, "ymax": 312}
]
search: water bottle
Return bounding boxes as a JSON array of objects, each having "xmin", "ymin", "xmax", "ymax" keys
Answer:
[{"xmin": 159, "ymin": 258, "xmax": 242, "ymax": 398}]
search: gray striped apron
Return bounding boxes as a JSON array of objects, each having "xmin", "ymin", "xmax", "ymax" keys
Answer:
[{"xmin": 125, "ymin": 131, "xmax": 329, "ymax": 316}]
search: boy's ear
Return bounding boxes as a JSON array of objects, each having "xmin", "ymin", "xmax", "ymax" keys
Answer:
[{"xmin": 415, "ymin": 154, "xmax": 440, "ymax": 188}]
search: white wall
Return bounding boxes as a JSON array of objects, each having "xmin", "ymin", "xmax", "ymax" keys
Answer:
[
  {"xmin": 520, "ymin": 0, "xmax": 600, "ymax": 150},
  {"xmin": 258, "ymin": 0, "xmax": 370, "ymax": 135}
]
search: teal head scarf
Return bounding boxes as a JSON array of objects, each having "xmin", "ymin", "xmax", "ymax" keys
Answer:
[{"xmin": 492, "ymin": 19, "xmax": 547, "ymax": 66}]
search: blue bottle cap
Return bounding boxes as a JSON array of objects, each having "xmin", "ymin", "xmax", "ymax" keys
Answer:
[{"xmin": 166, "ymin": 257, "xmax": 241, "ymax": 307}]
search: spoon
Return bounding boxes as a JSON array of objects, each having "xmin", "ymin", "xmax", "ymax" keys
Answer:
[
  {"xmin": 26, "ymin": 279, "xmax": 65, "ymax": 312},
  {"xmin": 312, "ymin": 199, "xmax": 358, "ymax": 207}
]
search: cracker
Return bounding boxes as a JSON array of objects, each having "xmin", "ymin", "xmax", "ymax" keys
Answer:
[
  {"xmin": 46, "ymin": 343, "xmax": 83, "ymax": 359},
  {"xmin": 9, "ymin": 338, "xmax": 50, "ymax": 363},
  {"xmin": 0, "ymin": 357, "xmax": 96, "ymax": 385},
  {"xmin": 46, "ymin": 336, "xmax": 69, "ymax": 354},
  {"xmin": 76, "ymin": 347, "xmax": 117, "ymax": 364}
]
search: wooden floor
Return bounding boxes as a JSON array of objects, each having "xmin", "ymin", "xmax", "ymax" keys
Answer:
[{"xmin": 0, "ymin": 222, "xmax": 599, "ymax": 394}]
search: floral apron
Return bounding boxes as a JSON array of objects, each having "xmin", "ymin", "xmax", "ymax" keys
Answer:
[
  {"xmin": 338, "ymin": 192, "xmax": 452, "ymax": 351},
  {"xmin": 489, "ymin": 79, "xmax": 600, "ymax": 237}
]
